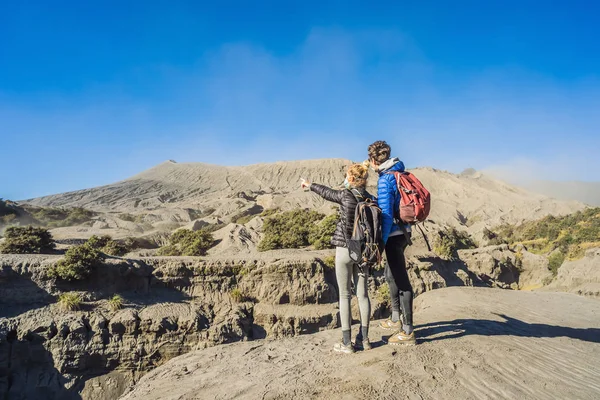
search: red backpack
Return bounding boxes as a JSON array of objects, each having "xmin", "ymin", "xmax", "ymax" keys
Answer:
[
  {"xmin": 388, "ymin": 171, "xmax": 432, "ymax": 249},
  {"xmin": 390, "ymin": 171, "xmax": 431, "ymax": 223}
]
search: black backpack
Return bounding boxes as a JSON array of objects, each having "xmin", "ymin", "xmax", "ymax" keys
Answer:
[{"xmin": 347, "ymin": 189, "xmax": 384, "ymax": 272}]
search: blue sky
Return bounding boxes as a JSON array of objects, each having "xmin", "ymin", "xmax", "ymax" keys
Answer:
[{"xmin": 1, "ymin": 1, "xmax": 599, "ymax": 200}]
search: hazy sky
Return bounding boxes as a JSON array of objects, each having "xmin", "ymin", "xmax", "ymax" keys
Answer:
[{"xmin": 1, "ymin": 1, "xmax": 599, "ymax": 199}]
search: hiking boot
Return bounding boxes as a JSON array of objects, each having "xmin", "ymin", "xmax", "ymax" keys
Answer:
[
  {"xmin": 387, "ymin": 329, "xmax": 416, "ymax": 346},
  {"xmin": 354, "ymin": 337, "xmax": 372, "ymax": 351},
  {"xmin": 379, "ymin": 319, "xmax": 401, "ymax": 331},
  {"xmin": 333, "ymin": 342, "xmax": 355, "ymax": 354}
]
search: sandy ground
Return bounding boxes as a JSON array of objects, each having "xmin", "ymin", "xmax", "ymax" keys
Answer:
[{"xmin": 120, "ymin": 287, "xmax": 600, "ymax": 400}]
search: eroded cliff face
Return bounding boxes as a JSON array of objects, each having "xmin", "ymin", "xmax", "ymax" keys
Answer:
[
  {"xmin": 0, "ymin": 254, "xmax": 340, "ymax": 400},
  {"xmin": 0, "ymin": 247, "xmax": 531, "ymax": 400},
  {"xmin": 546, "ymin": 248, "xmax": 600, "ymax": 297}
]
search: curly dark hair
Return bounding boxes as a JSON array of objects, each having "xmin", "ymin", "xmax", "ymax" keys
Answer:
[{"xmin": 367, "ymin": 140, "xmax": 391, "ymax": 164}]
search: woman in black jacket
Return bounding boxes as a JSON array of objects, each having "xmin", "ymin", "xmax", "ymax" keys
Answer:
[{"xmin": 301, "ymin": 163, "xmax": 373, "ymax": 353}]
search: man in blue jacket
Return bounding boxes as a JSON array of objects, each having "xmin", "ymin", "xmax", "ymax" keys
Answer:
[{"xmin": 368, "ymin": 140, "xmax": 416, "ymax": 345}]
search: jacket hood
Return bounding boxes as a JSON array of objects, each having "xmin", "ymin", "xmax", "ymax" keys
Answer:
[{"xmin": 378, "ymin": 157, "xmax": 405, "ymax": 173}]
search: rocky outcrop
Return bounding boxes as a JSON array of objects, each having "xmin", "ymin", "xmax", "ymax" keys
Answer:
[
  {"xmin": 236, "ymin": 260, "xmax": 337, "ymax": 305},
  {"xmin": 0, "ymin": 301, "xmax": 255, "ymax": 399},
  {"xmin": 458, "ymin": 245, "xmax": 520, "ymax": 289},
  {"xmin": 252, "ymin": 304, "xmax": 338, "ymax": 339},
  {"xmin": 546, "ymin": 248, "xmax": 600, "ymax": 298},
  {"xmin": 207, "ymin": 223, "xmax": 261, "ymax": 255},
  {"xmin": 513, "ymin": 245, "xmax": 552, "ymax": 290},
  {"xmin": 400, "ymin": 245, "xmax": 519, "ymax": 297},
  {"xmin": 403, "ymin": 245, "xmax": 555, "ymax": 295}
]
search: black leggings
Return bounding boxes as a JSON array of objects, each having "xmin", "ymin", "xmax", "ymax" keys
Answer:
[{"xmin": 384, "ymin": 234, "xmax": 413, "ymax": 326}]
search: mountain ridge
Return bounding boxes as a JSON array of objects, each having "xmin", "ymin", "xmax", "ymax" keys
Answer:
[{"xmin": 20, "ymin": 159, "xmax": 587, "ymax": 234}]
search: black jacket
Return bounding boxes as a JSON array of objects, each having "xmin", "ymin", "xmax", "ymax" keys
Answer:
[{"xmin": 310, "ymin": 183, "xmax": 373, "ymax": 248}]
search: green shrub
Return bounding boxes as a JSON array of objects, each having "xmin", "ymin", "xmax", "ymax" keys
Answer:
[
  {"xmin": 58, "ymin": 207, "xmax": 95, "ymax": 226},
  {"xmin": 1, "ymin": 214, "xmax": 17, "ymax": 225},
  {"xmin": 0, "ymin": 199, "xmax": 22, "ymax": 226},
  {"xmin": 26, "ymin": 206, "xmax": 95, "ymax": 228},
  {"xmin": 376, "ymin": 283, "xmax": 390, "ymax": 306},
  {"xmin": 108, "ymin": 294, "xmax": 124, "ymax": 311},
  {"xmin": 86, "ymin": 235, "xmax": 112, "ymax": 249},
  {"xmin": 309, "ymin": 214, "xmax": 338, "ymax": 250},
  {"xmin": 1, "ymin": 202, "xmax": 95, "ymax": 229},
  {"xmin": 0, "ymin": 226, "xmax": 55, "ymax": 254},
  {"xmin": 483, "ymin": 227, "xmax": 508, "ymax": 246},
  {"xmin": 118, "ymin": 213, "xmax": 145, "ymax": 223},
  {"xmin": 260, "ymin": 208, "xmax": 280, "ymax": 217},
  {"xmin": 548, "ymin": 251, "xmax": 566, "ymax": 276},
  {"xmin": 86, "ymin": 235, "xmax": 129, "ymax": 256},
  {"xmin": 566, "ymin": 244, "xmax": 591, "ymax": 260},
  {"xmin": 434, "ymin": 240, "xmax": 453, "ymax": 260},
  {"xmin": 157, "ymin": 229, "xmax": 215, "ymax": 256},
  {"xmin": 322, "ymin": 255, "xmax": 336, "ymax": 269},
  {"xmin": 258, "ymin": 209, "xmax": 325, "ymax": 251},
  {"xmin": 49, "ymin": 244, "xmax": 104, "ymax": 281},
  {"xmin": 234, "ymin": 263, "xmax": 257, "ymax": 278},
  {"xmin": 491, "ymin": 208, "xmax": 600, "ymax": 260},
  {"xmin": 515, "ymin": 251, "xmax": 524, "ymax": 271},
  {"xmin": 230, "ymin": 288, "xmax": 245, "ymax": 303},
  {"xmin": 123, "ymin": 237, "xmax": 155, "ymax": 250},
  {"xmin": 58, "ymin": 292, "xmax": 82, "ymax": 311},
  {"xmin": 101, "ymin": 240, "xmax": 129, "ymax": 256},
  {"xmin": 233, "ymin": 214, "xmax": 255, "ymax": 225},
  {"xmin": 434, "ymin": 228, "xmax": 477, "ymax": 260},
  {"xmin": 156, "ymin": 244, "xmax": 179, "ymax": 256}
]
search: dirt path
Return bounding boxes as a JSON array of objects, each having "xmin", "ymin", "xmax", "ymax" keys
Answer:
[{"xmin": 120, "ymin": 287, "xmax": 600, "ymax": 400}]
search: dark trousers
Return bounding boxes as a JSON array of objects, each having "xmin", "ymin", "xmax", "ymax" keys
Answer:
[{"xmin": 384, "ymin": 234, "xmax": 413, "ymax": 326}]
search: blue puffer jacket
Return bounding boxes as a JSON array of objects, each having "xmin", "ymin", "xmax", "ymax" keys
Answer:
[{"xmin": 377, "ymin": 158, "xmax": 407, "ymax": 244}]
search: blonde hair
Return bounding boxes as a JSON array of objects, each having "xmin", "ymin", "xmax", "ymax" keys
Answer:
[{"xmin": 347, "ymin": 163, "xmax": 369, "ymax": 188}]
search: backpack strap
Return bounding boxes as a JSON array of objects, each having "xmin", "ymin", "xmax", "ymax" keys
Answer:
[
  {"xmin": 345, "ymin": 189, "xmax": 364, "ymax": 247},
  {"xmin": 350, "ymin": 188, "xmax": 364, "ymax": 201},
  {"xmin": 396, "ymin": 223, "xmax": 432, "ymax": 251},
  {"xmin": 398, "ymin": 223, "xmax": 413, "ymax": 246},
  {"xmin": 416, "ymin": 223, "xmax": 432, "ymax": 252}
]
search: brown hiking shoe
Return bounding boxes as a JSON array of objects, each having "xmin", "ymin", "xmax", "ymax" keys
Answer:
[
  {"xmin": 379, "ymin": 319, "xmax": 401, "ymax": 330},
  {"xmin": 387, "ymin": 329, "xmax": 416, "ymax": 346}
]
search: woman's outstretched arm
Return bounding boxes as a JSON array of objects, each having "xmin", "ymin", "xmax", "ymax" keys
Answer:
[{"xmin": 309, "ymin": 183, "xmax": 345, "ymax": 204}]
